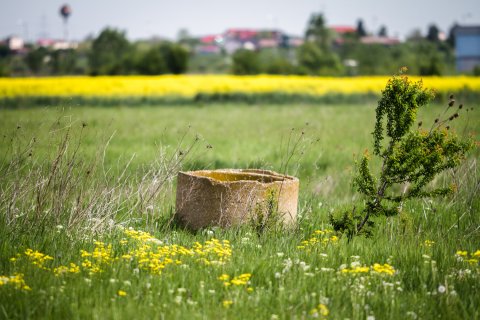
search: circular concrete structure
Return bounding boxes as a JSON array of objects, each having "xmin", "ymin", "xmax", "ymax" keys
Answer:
[{"xmin": 175, "ymin": 169, "xmax": 299, "ymax": 230}]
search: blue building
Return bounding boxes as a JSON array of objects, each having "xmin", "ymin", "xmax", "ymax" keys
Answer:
[{"xmin": 454, "ymin": 25, "xmax": 480, "ymax": 72}]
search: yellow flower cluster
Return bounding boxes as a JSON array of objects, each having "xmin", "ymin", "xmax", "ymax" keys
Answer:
[
  {"xmin": 0, "ymin": 273, "xmax": 31, "ymax": 291},
  {"xmin": 193, "ymin": 239, "xmax": 232, "ymax": 265},
  {"xmin": 309, "ymin": 303, "xmax": 329, "ymax": 317},
  {"xmin": 341, "ymin": 263, "xmax": 395, "ymax": 276},
  {"xmin": 24, "ymin": 249, "xmax": 54, "ymax": 270},
  {"xmin": 218, "ymin": 273, "xmax": 252, "ymax": 287},
  {"xmin": 297, "ymin": 229, "xmax": 339, "ymax": 251},
  {"xmin": 7, "ymin": 228, "xmax": 234, "ymax": 291},
  {"xmin": 222, "ymin": 300, "xmax": 233, "ymax": 308},
  {"xmin": 123, "ymin": 243, "xmax": 191, "ymax": 275},
  {"xmin": 53, "ymin": 263, "xmax": 81, "ymax": 276},
  {"xmin": 456, "ymin": 250, "xmax": 479, "ymax": 265},
  {"xmin": 424, "ymin": 240, "xmax": 435, "ymax": 247},
  {"xmin": 118, "ymin": 230, "xmax": 232, "ymax": 274},
  {"xmin": 0, "ymin": 75, "xmax": 478, "ymax": 98},
  {"xmin": 80, "ymin": 241, "xmax": 114, "ymax": 274},
  {"xmin": 372, "ymin": 263, "xmax": 396, "ymax": 275},
  {"xmin": 340, "ymin": 266, "xmax": 370, "ymax": 274}
]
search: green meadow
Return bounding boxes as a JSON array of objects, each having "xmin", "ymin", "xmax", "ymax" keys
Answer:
[{"xmin": 0, "ymin": 102, "xmax": 479, "ymax": 319}]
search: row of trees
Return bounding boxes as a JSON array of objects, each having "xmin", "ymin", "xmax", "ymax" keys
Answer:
[
  {"xmin": 0, "ymin": 14, "xmax": 470, "ymax": 77},
  {"xmin": 231, "ymin": 14, "xmax": 458, "ymax": 76},
  {"xmin": 88, "ymin": 29, "xmax": 188, "ymax": 75},
  {"xmin": 0, "ymin": 28, "xmax": 188, "ymax": 77}
]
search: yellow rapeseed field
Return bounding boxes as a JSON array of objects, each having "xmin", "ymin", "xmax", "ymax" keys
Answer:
[{"xmin": 0, "ymin": 75, "xmax": 479, "ymax": 98}]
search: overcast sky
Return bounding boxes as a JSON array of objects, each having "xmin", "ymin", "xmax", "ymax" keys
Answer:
[{"xmin": 0, "ymin": 0, "xmax": 478, "ymax": 42}]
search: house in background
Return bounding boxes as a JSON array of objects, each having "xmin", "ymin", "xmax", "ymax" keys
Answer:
[
  {"xmin": 2, "ymin": 36, "xmax": 24, "ymax": 51},
  {"xmin": 454, "ymin": 25, "xmax": 480, "ymax": 72}
]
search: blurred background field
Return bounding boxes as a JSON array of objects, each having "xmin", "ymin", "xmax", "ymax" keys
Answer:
[{"xmin": 1, "ymin": 75, "xmax": 479, "ymax": 107}]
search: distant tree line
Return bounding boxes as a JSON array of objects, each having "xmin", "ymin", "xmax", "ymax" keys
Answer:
[
  {"xmin": 230, "ymin": 15, "xmax": 462, "ymax": 76},
  {"xmin": 0, "ymin": 28, "xmax": 188, "ymax": 77},
  {"xmin": 0, "ymin": 16, "xmax": 476, "ymax": 77}
]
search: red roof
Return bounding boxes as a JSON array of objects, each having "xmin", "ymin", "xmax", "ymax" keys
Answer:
[
  {"xmin": 200, "ymin": 35, "xmax": 219, "ymax": 44},
  {"xmin": 330, "ymin": 26, "xmax": 356, "ymax": 34},
  {"xmin": 225, "ymin": 29, "xmax": 258, "ymax": 40}
]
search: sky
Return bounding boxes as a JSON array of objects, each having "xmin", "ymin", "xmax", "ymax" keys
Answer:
[{"xmin": 0, "ymin": 0, "xmax": 479, "ymax": 42}]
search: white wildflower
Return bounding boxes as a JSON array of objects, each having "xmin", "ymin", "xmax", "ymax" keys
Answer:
[{"xmin": 438, "ymin": 285, "xmax": 446, "ymax": 293}]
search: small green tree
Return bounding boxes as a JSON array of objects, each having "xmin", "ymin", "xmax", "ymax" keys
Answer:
[
  {"xmin": 305, "ymin": 13, "xmax": 331, "ymax": 50},
  {"xmin": 231, "ymin": 49, "xmax": 261, "ymax": 75},
  {"xmin": 136, "ymin": 46, "xmax": 168, "ymax": 75},
  {"xmin": 331, "ymin": 69, "xmax": 474, "ymax": 239},
  {"xmin": 88, "ymin": 28, "xmax": 133, "ymax": 75},
  {"xmin": 26, "ymin": 47, "xmax": 49, "ymax": 74},
  {"xmin": 161, "ymin": 43, "xmax": 189, "ymax": 74},
  {"xmin": 296, "ymin": 42, "xmax": 343, "ymax": 76}
]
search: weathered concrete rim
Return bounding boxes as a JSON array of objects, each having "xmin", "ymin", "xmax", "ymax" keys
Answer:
[{"xmin": 178, "ymin": 169, "xmax": 298, "ymax": 186}]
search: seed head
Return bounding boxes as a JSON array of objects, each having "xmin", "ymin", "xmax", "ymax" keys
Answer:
[
  {"xmin": 434, "ymin": 118, "xmax": 439, "ymax": 123},
  {"xmin": 458, "ymin": 104, "xmax": 463, "ymax": 109},
  {"xmin": 418, "ymin": 121, "xmax": 423, "ymax": 127},
  {"xmin": 448, "ymin": 100, "xmax": 455, "ymax": 107},
  {"xmin": 446, "ymin": 126, "xmax": 450, "ymax": 130},
  {"xmin": 449, "ymin": 94, "xmax": 454, "ymax": 100}
]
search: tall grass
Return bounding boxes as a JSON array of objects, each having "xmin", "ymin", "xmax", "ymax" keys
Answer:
[
  {"xmin": 0, "ymin": 103, "xmax": 478, "ymax": 319},
  {"xmin": 0, "ymin": 118, "xmax": 202, "ymax": 238}
]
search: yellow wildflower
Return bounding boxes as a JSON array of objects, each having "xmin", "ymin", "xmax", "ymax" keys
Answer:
[
  {"xmin": 341, "ymin": 266, "xmax": 370, "ymax": 274},
  {"xmin": 310, "ymin": 303, "xmax": 329, "ymax": 317},
  {"xmin": 372, "ymin": 263, "xmax": 395, "ymax": 276},
  {"xmin": 218, "ymin": 274, "xmax": 230, "ymax": 281},
  {"xmin": 222, "ymin": 300, "xmax": 233, "ymax": 308},
  {"xmin": 118, "ymin": 290, "xmax": 127, "ymax": 297},
  {"xmin": 298, "ymin": 230, "xmax": 339, "ymax": 251},
  {"xmin": 0, "ymin": 273, "xmax": 31, "ymax": 291},
  {"xmin": 456, "ymin": 250, "xmax": 468, "ymax": 257},
  {"xmin": 54, "ymin": 263, "xmax": 80, "ymax": 276},
  {"xmin": 24, "ymin": 249, "xmax": 54, "ymax": 270},
  {"xmin": 424, "ymin": 240, "xmax": 435, "ymax": 247}
]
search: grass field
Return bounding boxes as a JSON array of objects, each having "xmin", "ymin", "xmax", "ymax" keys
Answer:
[{"xmin": 0, "ymin": 102, "xmax": 479, "ymax": 319}]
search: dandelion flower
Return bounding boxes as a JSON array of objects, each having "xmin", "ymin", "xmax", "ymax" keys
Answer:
[{"xmin": 222, "ymin": 300, "xmax": 233, "ymax": 308}]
